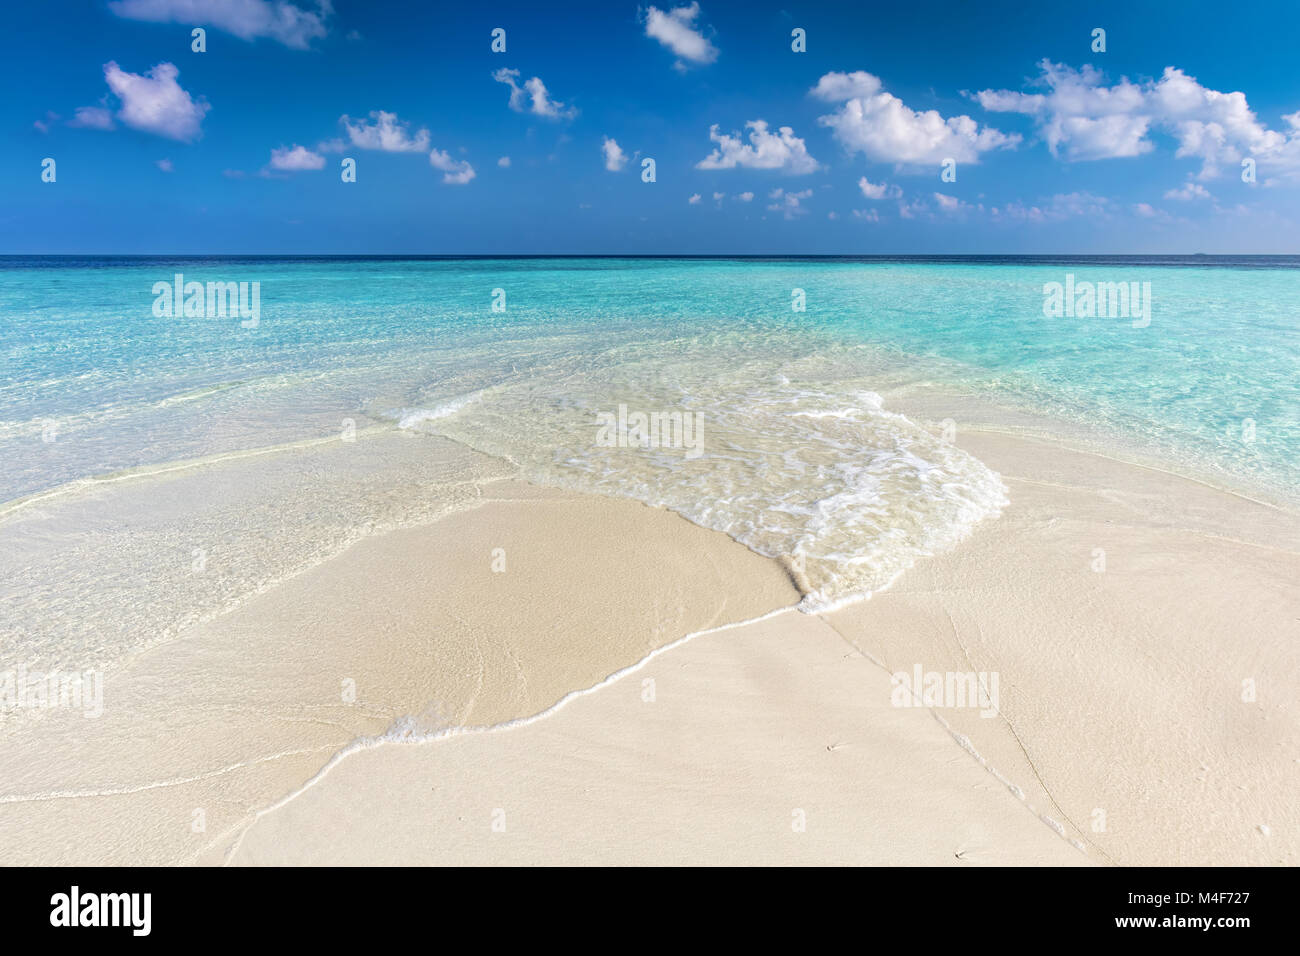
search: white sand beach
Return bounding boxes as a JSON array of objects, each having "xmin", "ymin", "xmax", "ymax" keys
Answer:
[
  {"xmin": 7, "ymin": 0, "xmax": 1300, "ymax": 880},
  {"xmin": 2, "ymin": 414, "xmax": 1294, "ymax": 866}
]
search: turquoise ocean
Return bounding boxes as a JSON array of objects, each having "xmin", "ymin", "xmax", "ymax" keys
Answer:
[{"xmin": 2, "ymin": 256, "xmax": 1298, "ymax": 661}]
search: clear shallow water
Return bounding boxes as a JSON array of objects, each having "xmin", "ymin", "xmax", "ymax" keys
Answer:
[{"xmin": 2, "ymin": 256, "xmax": 1297, "ymax": 619}]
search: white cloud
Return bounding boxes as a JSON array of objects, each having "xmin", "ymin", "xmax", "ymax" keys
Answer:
[
  {"xmin": 429, "ymin": 149, "xmax": 475, "ymax": 184},
  {"xmin": 1045, "ymin": 191, "xmax": 1108, "ymax": 218},
  {"xmin": 973, "ymin": 62, "xmax": 1153, "ymax": 161},
  {"xmin": 857, "ymin": 176, "xmax": 901, "ymax": 199},
  {"xmin": 340, "ymin": 110, "xmax": 430, "ymax": 152},
  {"xmin": 602, "ymin": 136, "xmax": 628, "ymax": 171},
  {"xmin": 896, "ymin": 198, "xmax": 939, "ymax": 220},
  {"xmin": 493, "ymin": 68, "xmax": 576, "ymax": 120},
  {"xmin": 931, "ymin": 192, "xmax": 985, "ymax": 215},
  {"xmin": 103, "ymin": 61, "xmax": 209, "ymax": 142},
  {"xmin": 766, "ymin": 187, "xmax": 813, "ymax": 218},
  {"xmin": 735, "ymin": 191, "xmax": 754, "ymax": 202},
  {"xmin": 932, "ymin": 192, "xmax": 961, "ymax": 212},
  {"xmin": 814, "ymin": 70, "xmax": 1019, "ymax": 166},
  {"xmin": 810, "ymin": 71, "xmax": 881, "ymax": 102},
  {"xmin": 852, "ymin": 208, "xmax": 880, "ymax": 222},
  {"xmin": 643, "ymin": 3, "xmax": 717, "ymax": 69},
  {"xmin": 688, "ymin": 193, "xmax": 702, "ymax": 204},
  {"xmin": 995, "ymin": 201, "xmax": 1044, "ymax": 222},
  {"xmin": 1164, "ymin": 181, "xmax": 1212, "ymax": 200},
  {"xmin": 108, "ymin": 0, "xmax": 330, "ymax": 49},
  {"xmin": 974, "ymin": 60, "xmax": 1300, "ymax": 179},
  {"xmin": 1132, "ymin": 202, "xmax": 1194, "ymax": 225},
  {"xmin": 712, "ymin": 191, "xmax": 725, "ymax": 201},
  {"xmin": 269, "ymin": 143, "xmax": 324, "ymax": 170},
  {"xmin": 68, "ymin": 106, "xmax": 115, "ymax": 131},
  {"xmin": 993, "ymin": 191, "xmax": 1111, "ymax": 222},
  {"xmin": 156, "ymin": 158, "xmax": 173, "ymax": 172},
  {"xmin": 696, "ymin": 120, "xmax": 819, "ymax": 173},
  {"xmin": 498, "ymin": 156, "xmax": 511, "ymax": 168}
]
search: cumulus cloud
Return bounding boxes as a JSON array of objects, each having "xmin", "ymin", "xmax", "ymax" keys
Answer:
[
  {"xmin": 932, "ymin": 193, "xmax": 985, "ymax": 215},
  {"xmin": 1046, "ymin": 192, "xmax": 1110, "ymax": 218},
  {"xmin": 602, "ymin": 136, "xmax": 628, "ymax": 171},
  {"xmin": 857, "ymin": 176, "xmax": 901, "ymax": 199},
  {"xmin": 993, "ymin": 192, "xmax": 1112, "ymax": 222},
  {"xmin": 429, "ymin": 149, "xmax": 475, "ymax": 184},
  {"xmin": 643, "ymin": 3, "xmax": 717, "ymax": 69},
  {"xmin": 995, "ymin": 201, "xmax": 1045, "ymax": 222},
  {"xmin": 696, "ymin": 120, "xmax": 819, "ymax": 173},
  {"xmin": 897, "ymin": 198, "xmax": 929, "ymax": 219},
  {"xmin": 852, "ymin": 208, "xmax": 880, "ymax": 222},
  {"xmin": 340, "ymin": 110, "xmax": 430, "ymax": 152},
  {"xmin": 813, "ymin": 70, "xmax": 1019, "ymax": 166},
  {"xmin": 974, "ymin": 60, "xmax": 1300, "ymax": 179},
  {"xmin": 68, "ymin": 106, "xmax": 115, "ymax": 131},
  {"xmin": 688, "ymin": 193, "xmax": 702, "ymax": 204},
  {"xmin": 1164, "ymin": 181, "xmax": 1212, "ymax": 200},
  {"xmin": 109, "ymin": 0, "xmax": 330, "ymax": 49},
  {"xmin": 498, "ymin": 156, "xmax": 511, "ymax": 167},
  {"xmin": 810, "ymin": 71, "xmax": 881, "ymax": 102},
  {"xmin": 735, "ymin": 191, "xmax": 754, "ymax": 202},
  {"xmin": 1131, "ymin": 202, "xmax": 1176, "ymax": 222},
  {"xmin": 103, "ymin": 61, "xmax": 209, "ymax": 141},
  {"xmin": 973, "ymin": 62, "xmax": 1153, "ymax": 161},
  {"xmin": 767, "ymin": 187, "xmax": 813, "ymax": 218},
  {"xmin": 156, "ymin": 158, "xmax": 173, "ymax": 172},
  {"xmin": 493, "ymin": 68, "xmax": 576, "ymax": 120},
  {"xmin": 269, "ymin": 144, "xmax": 325, "ymax": 170}
]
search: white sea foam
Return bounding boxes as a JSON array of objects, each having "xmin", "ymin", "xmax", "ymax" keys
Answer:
[
  {"xmin": 397, "ymin": 344, "xmax": 1009, "ymax": 609},
  {"xmin": 395, "ymin": 391, "xmax": 485, "ymax": 429}
]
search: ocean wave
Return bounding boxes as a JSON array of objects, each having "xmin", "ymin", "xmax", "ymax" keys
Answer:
[
  {"xmin": 393, "ymin": 346, "xmax": 1009, "ymax": 609},
  {"xmin": 393, "ymin": 391, "xmax": 486, "ymax": 430}
]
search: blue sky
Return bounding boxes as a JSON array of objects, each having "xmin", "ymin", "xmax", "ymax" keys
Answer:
[{"xmin": 6, "ymin": 0, "xmax": 1300, "ymax": 253}]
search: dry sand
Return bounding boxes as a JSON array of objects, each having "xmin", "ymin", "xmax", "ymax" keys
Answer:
[
  {"xmin": 0, "ymin": 480, "xmax": 797, "ymax": 865},
  {"xmin": 227, "ymin": 607, "xmax": 1086, "ymax": 866},
  {"xmin": 2, "ymin": 422, "xmax": 1295, "ymax": 866},
  {"xmin": 825, "ymin": 426, "xmax": 1300, "ymax": 866}
]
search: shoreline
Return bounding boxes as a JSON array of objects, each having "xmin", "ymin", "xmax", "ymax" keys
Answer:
[
  {"xmin": 825, "ymin": 423, "xmax": 1299, "ymax": 865},
  {"xmin": 2, "ymin": 391, "xmax": 1296, "ymax": 865},
  {"xmin": 0, "ymin": 480, "xmax": 802, "ymax": 864},
  {"xmin": 882, "ymin": 381, "xmax": 1300, "ymax": 518},
  {"xmin": 219, "ymin": 417, "xmax": 1299, "ymax": 866},
  {"xmin": 223, "ymin": 604, "xmax": 1089, "ymax": 867}
]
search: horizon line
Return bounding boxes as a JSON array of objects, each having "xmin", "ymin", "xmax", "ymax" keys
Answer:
[{"xmin": 4, "ymin": 253, "xmax": 1300, "ymax": 260}]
